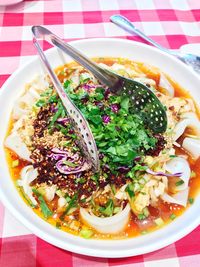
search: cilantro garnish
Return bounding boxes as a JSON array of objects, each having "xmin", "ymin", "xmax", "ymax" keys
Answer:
[{"xmin": 61, "ymin": 80, "xmax": 157, "ymax": 172}]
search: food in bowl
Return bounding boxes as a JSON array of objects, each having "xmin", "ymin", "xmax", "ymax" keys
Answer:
[{"xmin": 4, "ymin": 57, "xmax": 200, "ymax": 240}]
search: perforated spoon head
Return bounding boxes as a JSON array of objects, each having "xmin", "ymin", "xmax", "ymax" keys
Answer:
[{"xmin": 110, "ymin": 75, "xmax": 167, "ymax": 133}]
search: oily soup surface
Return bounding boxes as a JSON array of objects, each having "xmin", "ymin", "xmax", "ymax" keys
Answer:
[{"xmin": 4, "ymin": 57, "xmax": 200, "ymax": 240}]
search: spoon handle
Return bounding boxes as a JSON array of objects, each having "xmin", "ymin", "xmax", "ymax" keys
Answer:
[
  {"xmin": 110, "ymin": 15, "xmax": 170, "ymax": 54},
  {"xmin": 32, "ymin": 26, "xmax": 118, "ymax": 89}
]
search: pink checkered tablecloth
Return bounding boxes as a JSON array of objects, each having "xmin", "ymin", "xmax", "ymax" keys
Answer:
[{"xmin": 0, "ymin": 0, "xmax": 200, "ymax": 266}]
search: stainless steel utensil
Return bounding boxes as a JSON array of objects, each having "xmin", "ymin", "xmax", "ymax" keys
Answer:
[
  {"xmin": 32, "ymin": 28, "xmax": 100, "ymax": 173},
  {"xmin": 110, "ymin": 15, "xmax": 200, "ymax": 74},
  {"xmin": 32, "ymin": 26, "xmax": 167, "ymax": 134}
]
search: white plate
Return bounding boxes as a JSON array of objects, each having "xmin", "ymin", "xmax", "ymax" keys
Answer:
[
  {"xmin": 180, "ymin": 43, "xmax": 200, "ymax": 56},
  {"xmin": 0, "ymin": 38, "xmax": 200, "ymax": 258}
]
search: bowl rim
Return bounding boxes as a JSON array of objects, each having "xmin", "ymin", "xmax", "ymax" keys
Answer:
[{"xmin": 0, "ymin": 37, "xmax": 200, "ymax": 258}]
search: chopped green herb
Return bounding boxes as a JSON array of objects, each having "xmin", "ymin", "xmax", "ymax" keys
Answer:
[
  {"xmin": 65, "ymin": 81, "xmax": 157, "ymax": 171},
  {"xmin": 91, "ymin": 173, "xmax": 99, "ymax": 185},
  {"xmin": 60, "ymin": 194, "xmax": 78, "ymax": 220},
  {"xmin": 120, "ymin": 96, "xmax": 129, "ymax": 112},
  {"xmin": 137, "ymin": 213, "xmax": 147, "ymax": 220},
  {"xmin": 80, "ymin": 229, "xmax": 93, "ymax": 239},
  {"xmin": 63, "ymin": 79, "xmax": 71, "ymax": 89},
  {"xmin": 125, "ymin": 184, "xmax": 135, "ymax": 198},
  {"xmin": 191, "ymin": 171, "xmax": 196, "ymax": 178},
  {"xmin": 36, "ymin": 99, "xmax": 46, "ymax": 107},
  {"xmin": 154, "ymin": 217, "xmax": 164, "ymax": 226},
  {"xmin": 170, "ymin": 213, "xmax": 176, "ymax": 220},
  {"xmin": 65, "ymin": 195, "xmax": 71, "ymax": 203},
  {"xmin": 56, "ymin": 222, "xmax": 61, "ymax": 229},
  {"xmin": 80, "ymin": 77, "xmax": 90, "ymax": 84},
  {"xmin": 141, "ymin": 230, "xmax": 148, "ymax": 235},
  {"xmin": 61, "ymin": 140, "xmax": 72, "ymax": 147},
  {"xmin": 48, "ymin": 103, "xmax": 63, "ymax": 129},
  {"xmin": 32, "ymin": 188, "xmax": 53, "ymax": 219},
  {"xmin": 11, "ymin": 159, "xmax": 19, "ymax": 168},
  {"xmin": 99, "ymin": 199, "xmax": 114, "ymax": 217},
  {"xmin": 113, "ymin": 207, "xmax": 121, "ymax": 214},
  {"xmin": 110, "ymin": 184, "xmax": 116, "ymax": 195},
  {"xmin": 19, "ymin": 187, "xmax": 36, "ymax": 208},
  {"xmin": 169, "ymin": 155, "xmax": 177, "ymax": 158},
  {"xmin": 175, "ymin": 180, "xmax": 184, "ymax": 186},
  {"xmin": 143, "ymin": 207, "xmax": 149, "ymax": 217},
  {"xmin": 76, "ymin": 177, "xmax": 86, "ymax": 184},
  {"xmin": 188, "ymin": 198, "xmax": 194, "ymax": 204},
  {"xmin": 127, "ymin": 164, "xmax": 147, "ymax": 179},
  {"xmin": 40, "ymin": 87, "xmax": 53, "ymax": 97},
  {"xmin": 47, "ymin": 94, "xmax": 58, "ymax": 103},
  {"xmin": 80, "ymin": 198, "xmax": 87, "ymax": 203},
  {"xmin": 63, "ymin": 160, "xmax": 78, "ymax": 168}
]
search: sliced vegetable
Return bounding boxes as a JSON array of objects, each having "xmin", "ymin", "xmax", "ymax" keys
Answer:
[
  {"xmin": 170, "ymin": 214, "xmax": 176, "ymax": 220},
  {"xmin": 80, "ymin": 228, "xmax": 94, "ymax": 239},
  {"xmin": 188, "ymin": 198, "xmax": 194, "ymax": 204},
  {"xmin": 154, "ymin": 217, "xmax": 164, "ymax": 226},
  {"xmin": 60, "ymin": 194, "xmax": 78, "ymax": 220},
  {"xmin": 32, "ymin": 188, "xmax": 53, "ymax": 219},
  {"xmin": 12, "ymin": 159, "xmax": 19, "ymax": 168},
  {"xmin": 80, "ymin": 204, "xmax": 130, "ymax": 234},
  {"xmin": 99, "ymin": 199, "xmax": 114, "ymax": 217}
]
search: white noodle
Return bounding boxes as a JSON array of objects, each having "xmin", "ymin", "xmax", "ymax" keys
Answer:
[{"xmin": 80, "ymin": 204, "xmax": 130, "ymax": 234}]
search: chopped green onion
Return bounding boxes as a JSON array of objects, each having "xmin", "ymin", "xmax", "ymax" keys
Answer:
[
  {"xmin": 110, "ymin": 184, "xmax": 116, "ymax": 195},
  {"xmin": 63, "ymin": 160, "xmax": 78, "ymax": 168},
  {"xmin": 48, "ymin": 103, "xmax": 63, "ymax": 129},
  {"xmin": 60, "ymin": 194, "xmax": 78, "ymax": 220},
  {"xmin": 99, "ymin": 199, "xmax": 114, "ymax": 217},
  {"xmin": 169, "ymin": 155, "xmax": 177, "ymax": 158},
  {"xmin": 76, "ymin": 177, "xmax": 86, "ymax": 184},
  {"xmin": 11, "ymin": 159, "xmax": 19, "ymax": 168},
  {"xmin": 56, "ymin": 222, "xmax": 61, "ymax": 229},
  {"xmin": 56, "ymin": 189, "xmax": 64, "ymax": 197},
  {"xmin": 170, "ymin": 213, "xmax": 176, "ymax": 220},
  {"xmin": 125, "ymin": 184, "xmax": 135, "ymax": 198},
  {"xmin": 19, "ymin": 187, "xmax": 36, "ymax": 208},
  {"xmin": 61, "ymin": 140, "xmax": 72, "ymax": 147},
  {"xmin": 32, "ymin": 188, "xmax": 53, "ymax": 219},
  {"xmin": 65, "ymin": 195, "xmax": 71, "ymax": 203},
  {"xmin": 175, "ymin": 180, "xmax": 184, "ymax": 186},
  {"xmin": 143, "ymin": 207, "xmax": 149, "ymax": 217},
  {"xmin": 191, "ymin": 171, "xmax": 196, "ymax": 178},
  {"xmin": 188, "ymin": 198, "xmax": 194, "ymax": 204},
  {"xmin": 154, "ymin": 217, "xmax": 164, "ymax": 226},
  {"xmin": 35, "ymin": 99, "xmax": 46, "ymax": 107},
  {"xmin": 113, "ymin": 207, "xmax": 121, "ymax": 214},
  {"xmin": 80, "ymin": 229, "xmax": 93, "ymax": 239},
  {"xmin": 137, "ymin": 213, "xmax": 147, "ymax": 220},
  {"xmin": 141, "ymin": 230, "xmax": 148, "ymax": 235},
  {"xmin": 91, "ymin": 173, "xmax": 99, "ymax": 185}
]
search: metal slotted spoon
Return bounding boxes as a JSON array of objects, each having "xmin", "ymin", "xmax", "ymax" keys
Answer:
[{"xmin": 32, "ymin": 26, "xmax": 167, "ymax": 169}]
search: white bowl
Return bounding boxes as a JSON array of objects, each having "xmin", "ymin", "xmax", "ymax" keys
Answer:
[{"xmin": 0, "ymin": 38, "xmax": 200, "ymax": 258}]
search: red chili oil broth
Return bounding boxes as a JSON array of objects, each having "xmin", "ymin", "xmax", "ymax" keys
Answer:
[{"xmin": 4, "ymin": 58, "xmax": 200, "ymax": 239}]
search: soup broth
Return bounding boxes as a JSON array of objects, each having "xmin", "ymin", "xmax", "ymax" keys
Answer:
[{"xmin": 4, "ymin": 58, "xmax": 200, "ymax": 239}]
